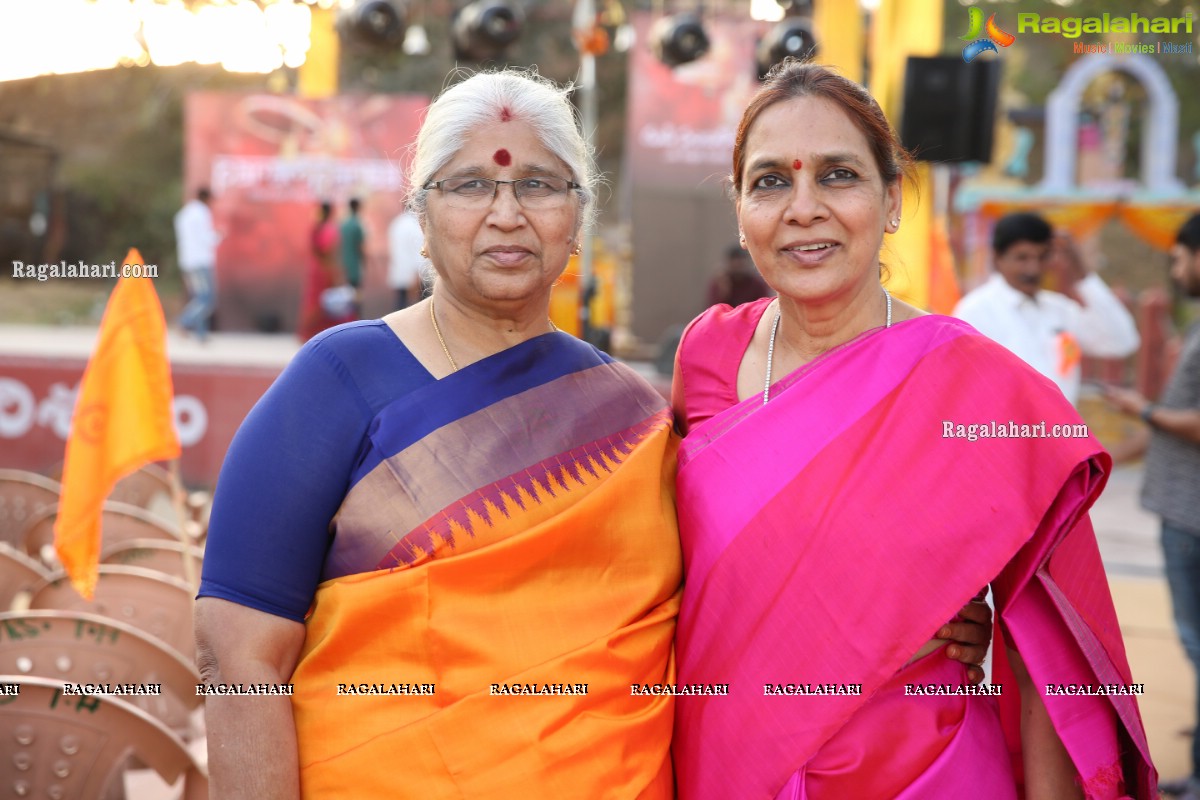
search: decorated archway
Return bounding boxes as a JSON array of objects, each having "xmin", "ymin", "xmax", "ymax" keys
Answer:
[{"xmin": 1039, "ymin": 53, "xmax": 1184, "ymax": 194}]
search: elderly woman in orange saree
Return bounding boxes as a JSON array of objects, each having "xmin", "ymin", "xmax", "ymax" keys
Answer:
[
  {"xmin": 196, "ymin": 71, "xmax": 681, "ymax": 799},
  {"xmin": 670, "ymin": 61, "xmax": 1155, "ymax": 799}
]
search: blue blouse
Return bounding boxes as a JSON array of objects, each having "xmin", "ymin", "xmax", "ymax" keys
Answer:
[{"xmin": 197, "ymin": 320, "xmax": 435, "ymax": 622}]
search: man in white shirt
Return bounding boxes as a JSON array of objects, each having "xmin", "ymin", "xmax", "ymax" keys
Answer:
[
  {"xmin": 953, "ymin": 212, "xmax": 1140, "ymax": 404},
  {"xmin": 387, "ymin": 209, "xmax": 429, "ymax": 310},
  {"xmin": 173, "ymin": 187, "xmax": 221, "ymax": 341}
]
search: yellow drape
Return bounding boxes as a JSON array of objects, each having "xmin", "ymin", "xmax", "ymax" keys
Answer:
[
  {"xmin": 298, "ymin": 5, "xmax": 338, "ymax": 99},
  {"xmin": 814, "ymin": 1, "xmax": 863, "ymax": 83},
  {"xmin": 872, "ymin": 0, "xmax": 947, "ymax": 311}
]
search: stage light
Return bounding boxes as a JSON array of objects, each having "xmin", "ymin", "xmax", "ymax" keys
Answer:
[
  {"xmin": 756, "ymin": 16, "xmax": 817, "ymax": 79},
  {"xmin": 403, "ymin": 24, "xmax": 431, "ymax": 55},
  {"xmin": 452, "ymin": 0, "xmax": 526, "ymax": 62},
  {"xmin": 651, "ymin": 13, "xmax": 709, "ymax": 68},
  {"xmin": 337, "ymin": 0, "xmax": 409, "ymax": 50}
]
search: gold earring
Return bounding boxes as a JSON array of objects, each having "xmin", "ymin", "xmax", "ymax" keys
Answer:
[
  {"xmin": 571, "ymin": 242, "xmax": 582, "ymax": 256},
  {"xmin": 419, "ymin": 246, "xmax": 428, "ymax": 258},
  {"xmin": 738, "ymin": 233, "xmax": 746, "ymax": 248}
]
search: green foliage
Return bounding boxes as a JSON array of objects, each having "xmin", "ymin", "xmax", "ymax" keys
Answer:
[{"xmin": 0, "ymin": 64, "xmax": 269, "ymax": 298}]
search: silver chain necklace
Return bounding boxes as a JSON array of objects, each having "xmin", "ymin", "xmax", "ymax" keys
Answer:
[{"xmin": 763, "ymin": 288, "xmax": 893, "ymax": 405}]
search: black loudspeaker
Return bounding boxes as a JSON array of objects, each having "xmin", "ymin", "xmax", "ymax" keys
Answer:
[
  {"xmin": 899, "ymin": 56, "xmax": 1001, "ymax": 164},
  {"xmin": 337, "ymin": 0, "xmax": 408, "ymax": 49},
  {"xmin": 651, "ymin": 13, "xmax": 710, "ymax": 68},
  {"xmin": 452, "ymin": 0, "xmax": 525, "ymax": 62},
  {"xmin": 755, "ymin": 18, "xmax": 817, "ymax": 80}
]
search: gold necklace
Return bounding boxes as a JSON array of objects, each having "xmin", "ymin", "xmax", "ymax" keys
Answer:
[
  {"xmin": 429, "ymin": 297, "xmax": 558, "ymax": 374},
  {"xmin": 429, "ymin": 296, "xmax": 458, "ymax": 372},
  {"xmin": 763, "ymin": 288, "xmax": 892, "ymax": 405}
]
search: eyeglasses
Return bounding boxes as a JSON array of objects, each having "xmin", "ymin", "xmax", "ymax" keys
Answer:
[{"xmin": 423, "ymin": 176, "xmax": 581, "ymax": 210}]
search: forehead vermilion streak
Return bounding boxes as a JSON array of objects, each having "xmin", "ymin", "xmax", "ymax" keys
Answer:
[
  {"xmin": 493, "ymin": 149, "xmax": 512, "ymax": 166},
  {"xmin": 499, "ymin": 106, "xmax": 513, "ymax": 122}
]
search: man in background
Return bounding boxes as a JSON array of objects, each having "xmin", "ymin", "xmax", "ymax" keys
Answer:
[
  {"xmin": 1106, "ymin": 212, "xmax": 1200, "ymax": 800},
  {"xmin": 954, "ymin": 211, "xmax": 1139, "ymax": 404},
  {"xmin": 173, "ymin": 187, "xmax": 221, "ymax": 342},
  {"xmin": 340, "ymin": 198, "xmax": 366, "ymax": 317},
  {"xmin": 707, "ymin": 244, "xmax": 771, "ymax": 308},
  {"xmin": 388, "ymin": 208, "xmax": 428, "ymax": 310}
]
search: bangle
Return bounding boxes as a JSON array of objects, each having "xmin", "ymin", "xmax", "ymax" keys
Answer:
[{"xmin": 1140, "ymin": 404, "xmax": 1158, "ymax": 425}]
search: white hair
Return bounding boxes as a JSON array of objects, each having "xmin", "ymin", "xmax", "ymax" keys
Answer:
[{"xmin": 406, "ymin": 68, "xmax": 598, "ymax": 232}]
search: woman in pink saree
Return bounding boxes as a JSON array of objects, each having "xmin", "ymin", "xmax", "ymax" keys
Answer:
[{"xmin": 670, "ymin": 61, "xmax": 1155, "ymax": 799}]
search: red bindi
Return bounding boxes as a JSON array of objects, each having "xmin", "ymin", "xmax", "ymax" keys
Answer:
[
  {"xmin": 792, "ymin": 159, "xmax": 802, "ymax": 170},
  {"xmin": 493, "ymin": 148, "xmax": 512, "ymax": 166},
  {"xmin": 499, "ymin": 106, "xmax": 513, "ymax": 122}
]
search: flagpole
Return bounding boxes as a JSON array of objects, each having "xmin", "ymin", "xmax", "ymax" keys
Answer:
[
  {"xmin": 168, "ymin": 458, "xmax": 199, "ymax": 594},
  {"xmin": 573, "ymin": 0, "xmax": 597, "ymax": 341}
]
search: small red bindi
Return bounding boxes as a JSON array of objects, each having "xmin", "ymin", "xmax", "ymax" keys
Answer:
[
  {"xmin": 493, "ymin": 148, "xmax": 512, "ymax": 166},
  {"xmin": 792, "ymin": 159, "xmax": 802, "ymax": 171}
]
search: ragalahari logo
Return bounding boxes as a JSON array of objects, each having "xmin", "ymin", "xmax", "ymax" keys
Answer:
[{"xmin": 960, "ymin": 7, "xmax": 1015, "ymax": 62}]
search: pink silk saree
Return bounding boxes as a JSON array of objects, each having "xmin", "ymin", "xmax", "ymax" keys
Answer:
[{"xmin": 672, "ymin": 313, "xmax": 1155, "ymax": 799}]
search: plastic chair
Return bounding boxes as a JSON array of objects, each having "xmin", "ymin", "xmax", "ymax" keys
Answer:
[
  {"xmin": 108, "ymin": 463, "xmax": 175, "ymax": 511},
  {"xmin": 0, "ymin": 543, "xmax": 53, "ymax": 612},
  {"xmin": 43, "ymin": 462, "xmax": 207, "ymax": 544},
  {"xmin": 185, "ymin": 491, "xmax": 212, "ymax": 546},
  {"xmin": 0, "ymin": 469, "xmax": 60, "ymax": 549},
  {"xmin": 0, "ymin": 674, "xmax": 208, "ymax": 799},
  {"xmin": 23, "ymin": 501, "xmax": 184, "ymax": 566},
  {"xmin": 101, "ymin": 539, "xmax": 204, "ymax": 585},
  {"xmin": 45, "ymin": 462, "xmax": 173, "ymax": 505},
  {"xmin": 29, "ymin": 565, "xmax": 196, "ymax": 665},
  {"xmin": 0, "ymin": 609, "xmax": 201, "ymax": 733}
]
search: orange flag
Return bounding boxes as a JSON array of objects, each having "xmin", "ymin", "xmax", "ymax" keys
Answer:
[{"xmin": 54, "ymin": 248, "xmax": 180, "ymax": 599}]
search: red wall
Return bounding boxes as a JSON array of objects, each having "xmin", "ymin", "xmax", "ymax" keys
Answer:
[{"xmin": 1, "ymin": 355, "xmax": 279, "ymax": 489}]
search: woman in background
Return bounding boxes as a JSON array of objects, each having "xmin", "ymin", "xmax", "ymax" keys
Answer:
[{"xmin": 298, "ymin": 200, "xmax": 350, "ymax": 341}]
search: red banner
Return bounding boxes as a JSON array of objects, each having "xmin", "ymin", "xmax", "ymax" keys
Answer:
[
  {"xmin": 184, "ymin": 92, "xmax": 428, "ymax": 332},
  {"xmin": 626, "ymin": 12, "xmax": 768, "ymax": 189},
  {"xmin": 0, "ymin": 355, "xmax": 278, "ymax": 488},
  {"xmin": 624, "ymin": 12, "xmax": 771, "ymax": 342}
]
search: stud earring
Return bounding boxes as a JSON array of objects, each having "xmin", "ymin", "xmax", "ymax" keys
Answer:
[
  {"xmin": 738, "ymin": 233, "xmax": 747, "ymax": 248},
  {"xmin": 571, "ymin": 242, "xmax": 582, "ymax": 256},
  {"xmin": 419, "ymin": 245, "xmax": 429, "ymax": 258}
]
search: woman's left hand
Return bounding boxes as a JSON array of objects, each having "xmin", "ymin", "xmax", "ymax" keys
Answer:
[{"xmin": 937, "ymin": 596, "xmax": 993, "ymax": 685}]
